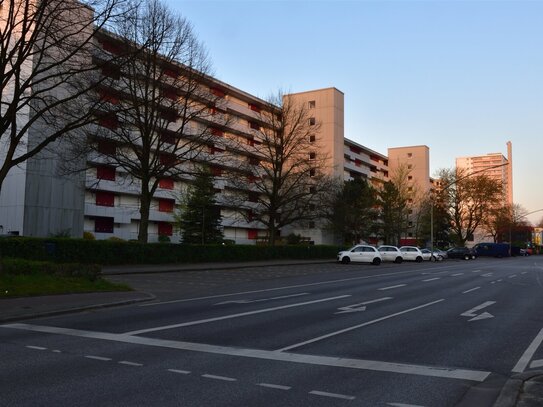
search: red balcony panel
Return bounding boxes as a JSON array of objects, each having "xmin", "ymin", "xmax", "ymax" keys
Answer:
[
  {"xmin": 158, "ymin": 178, "xmax": 174, "ymax": 190},
  {"xmin": 96, "ymin": 191, "xmax": 115, "ymax": 207},
  {"xmin": 101, "ymin": 64, "xmax": 120, "ymax": 80},
  {"xmin": 160, "ymin": 133, "xmax": 176, "ymax": 145},
  {"xmin": 158, "ymin": 222, "xmax": 173, "ymax": 236},
  {"xmin": 163, "ymin": 68, "xmax": 179, "ymax": 78},
  {"xmin": 160, "ymin": 154, "xmax": 175, "ymax": 166},
  {"xmin": 249, "ymin": 122, "xmax": 260, "ymax": 130},
  {"xmin": 100, "ymin": 40, "xmax": 122, "ymax": 55},
  {"xmin": 94, "ymin": 216, "xmax": 114, "ymax": 233},
  {"xmin": 96, "ymin": 165, "xmax": 115, "ymax": 181},
  {"xmin": 98, "ymin": 114, "xmax": 118, "ymax": 130},
  {"xmin": 211, "ymin": 128, "xmax": 224, "ymax": 137},
  {"xmin": 158, "ymin": 198, "xmax": 175, "ymax": 213},
  {"xmin": 249, "ymin": 103, "xmax": 261, "ymax": 113},
  {"xmin": 247, "ymin": 229, "xmax": 258, "ymax": 240},
  {"xmin": 99, "ymin": 89, "xmax": 119, "ymax": 105},
  {"xmin": 97, "ymin": 140, "xmax": 116, "ymax": 155},
  {"xmin": 210, "ymin": 87, "xmax": 226, "ymax": 98},
  {"xmin": 162, "ymin": 87, "xmax": 177, "ymax": 100},
  {"xmin": 211, "ymin": 167, "xmax": 222, "ymax": 177}
]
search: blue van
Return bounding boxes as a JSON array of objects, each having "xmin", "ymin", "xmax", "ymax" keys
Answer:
[{"xmin": 473, "ymin": 243, "xmax": 510, "ymax": 258}]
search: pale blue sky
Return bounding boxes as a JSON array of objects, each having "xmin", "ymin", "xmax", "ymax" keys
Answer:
[{"xmin": 169, "ymin": 0, "xmax": 543, "ymax": 224}]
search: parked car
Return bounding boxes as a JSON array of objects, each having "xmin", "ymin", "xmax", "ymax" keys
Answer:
[
  {"xmin": 473, "ymin": 242, "xmax": 510, "ymax": 258},
  {"xmin": 433, "ymin": 249, "xmax": 448, "ymax": 260},
  {"xmin": 447, "ymin": 247, "xmax": 477, "ymax": 260},
  {"xmin": 377, "ymin": 245, "xmax": 403, "ymax": 263},
  {"xmin": 420, "ymin": 248, "xmax": 445, "ymax": 261},
  {"xmin": 399, "ymin": 246, "xmax": 424, "ymax": 262},
  {"xmin": 337, "ymin": 245, "xmax": 382, "ymax": 265}
]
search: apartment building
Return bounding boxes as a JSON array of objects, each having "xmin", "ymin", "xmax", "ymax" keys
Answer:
[{"xmin": 455, "ymin": 141, "xmax": 513, "ymax": 207}]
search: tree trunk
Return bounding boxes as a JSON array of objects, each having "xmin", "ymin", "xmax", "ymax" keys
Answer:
[{"xmin": 138, "ymin": 182, "xmax": 151, "ymax": 243}]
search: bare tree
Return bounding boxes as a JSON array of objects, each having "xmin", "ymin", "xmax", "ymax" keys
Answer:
[
  {"xmin": 98, "ymin": 0, "xmax": 222, "ymax": 242},
  {"xmin": 224, "ymin": 91, "xmax": 333, "ymax": 246},
  {"xmin": 0, "ymin": 0, "xmax": 125, "ymax": 194},
  {"xmin": 436, "ymin": 168, "xmax": 502, "ymax": 246}
]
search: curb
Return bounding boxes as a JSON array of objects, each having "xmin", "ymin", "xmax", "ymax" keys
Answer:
[
  {"xmin": 102, "ymin": 260, "xmax": 336, "ymax": 275},
  {"xmin": 493, "ymin": 371, "xmax": 543, "ymax": 407},
  {"xmin": 0, "ymin": 292, "xmax": 156, "ymax": 324}
]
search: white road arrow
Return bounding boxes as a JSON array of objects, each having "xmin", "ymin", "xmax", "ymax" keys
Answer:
[
  {"xmin": 214, "ymin": 292, "xmax": 309, "ymax": 305},
  {"xmin": 461, "ymin": 301, "xmax": 496, "ymax": 322},
  {"xmin": 335, "ymin": 297, "xmax": 392, "ymax": 314}
]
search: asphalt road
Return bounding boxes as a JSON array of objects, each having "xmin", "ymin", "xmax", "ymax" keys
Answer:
[{"xmin": 2, "ymin": 257, "xmax": 543, "ymax": 406}]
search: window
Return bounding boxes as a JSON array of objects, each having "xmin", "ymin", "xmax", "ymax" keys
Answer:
[
  {"xmin": 100, "ymin": 40, "xmax": 121, "ymax": 55},
  {"xmin": 160, "ymin": 133, "xmax": 176, "ymax": 145},
  {"xmin": 161, "ymin": 87, "xmax": 177, "ymax": 100},
  {"xmin": 98, "ymin": 113, "xmax": 118, "ymax": 130},
  {"xmin": 247, "ymin": 210, "xmax": 254, "ymax": 222},
  {"xmin": 309, "ymin": 101, "xmax": 316, "ymax": 109},
  {"xmin": 96, "ymin": 191, "xmax": 114, "ymax": 207},
  {"xmin": 309, "ymin": 152, "xmax": 316, "ymax": 160},
  {"xmin": 408, "ymin": 221, "xmax": 413, "ymax": 227},
  {"xmin": 211, "ymin": 166, "xmax": 222, "ymax": 177},
  {"xmin": 308, "ymin": 221, "xmax": 315, "ymax": 229},
  {"xmin": 158, "ymin": 222, "xmax": 173, "ymax": 236},
  {"xmin": 96, "ymin": 165, "xmax": 115, "ymax": 181},
  {"xmin": 408, "ymin": 187, "xmax": 413, "ymax": 192},
  {"xmin": 248, "ymin": 192, "xmax": 259, "ymax": 203},
  {"xmin": 408, "ymin": 176, "xmax": 413, "ymax": 181},
  {"xmin": 309, "ymin": 135, "xmax": 316, "ymax": 143},
  {"xmin": 309, "ymin": 117, "xmax": 316, "ymax": 126},
  {"xmin": 407, "ymin": 164, "xmax": 413, "ymax": 169},
  {"xmin": 309, "ymin": 169, "xmax": 316, "ymax": 177},
  {"xmin": 249, "ymin": 157, "xmax": 260, "ymax": 166},
  {"xmin": 407, "ymin": 153, "xmax": 413, "ymax": 158},
  {"xmin": 408, "ymin": 232, "xmax": 413, "ymax": 237},
  {"xmin": 160, "ymin": 154, "xmax": 175, "ymax": 166},
  {"xmin": 158, "ymin": 198, "xmax": 175, "ymax": 213},
  {"xmin": 159, "ymin": 178, "xmax": 174, "ymax": 190},
  {"xmin": 94, "ymin": 217, "xmax": 114, "ymax": 233},
  {"xmin": 309, "ymin": 186, "xmax": 316, "ymax": 194},
  {"xmin": 101, "ymin": 64, "xmax": 120, "ymax": 80},
  {"xmin": 249, "ymin": 122, "xmax": 260, "ymax": 130}
]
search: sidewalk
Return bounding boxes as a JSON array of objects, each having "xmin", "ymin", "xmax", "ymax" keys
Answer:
[{"xmin": 493, "ymin": 371, "xmax": 543, "ymax": 407}]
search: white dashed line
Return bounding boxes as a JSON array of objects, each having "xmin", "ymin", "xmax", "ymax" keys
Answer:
[
  {"xmin": 472, "ymin": 270, "xmax": 482, "ymax": 273},
  {"xmin": 168, "ymin": 369, "xmax": 190, "ymax": 375},
  {"xmin": 482, "ymin": 273, "xmax": 493, "ymax": 277},
  {"xmin": 387, "ymin": 403, "xmax": 426, "ymax": 407},
  {"xmin": 310, "ymin": 390, "xmax": 355, "ymax": 400},
  {"xmin": 84, "ymin": 355, "xmax": 111, "ymax": 361},
  {"xmin": 26, "ymin": 345, "xmax": 46, "ymax": 350},
  {"xmin": 202, "ymin": 374, "xmax": 237, "ymax": 382},
  {"xmin": 118, "ymin": 361, "xmax": 143, "ymax": 366},
  {"xmin": 462, "ymin": 287, "xmax": 480, "ymax": 294},
  {"xmin": 521, "ymin": 271, "xmax": 528, "ymax": 275},
  {"xmin": 257, "ymin": 383, "xmax": 291, "ymax": 390},
  {"xmin": 52, "ymin": 350, "xmax": 62, "ymax": 353},
  {"xmin": 509, "ymin": 275, "xmax": 517, "ymax": 278},
  {"xmin": 378, "ymin": 284, "xmax": 406, "ymax": 291},
  {"xmin": 422, "ymin": 278, "xmax": 440, "ymax": 282},
  {"xmin": 451, "ymin": 273, "xmax": 464, "ymax": 276}
]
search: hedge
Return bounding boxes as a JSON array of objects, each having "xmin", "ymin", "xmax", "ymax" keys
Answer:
[
  {"xmin": 0, "ymin": 237, "xmax": 343, "ymax": 265},
  {"xmin": 1, "ymin": 257, "xmax": 101, "ymax": 280}
]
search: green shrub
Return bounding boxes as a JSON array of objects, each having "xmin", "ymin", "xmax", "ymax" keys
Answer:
[
  {"xmin": 83, "ymin": 231, "xmax": 96, "ymax": 240},
  {"xmin": 158, "ymin": 235, "xmax": 171, "ymax": 243},
  {"xmin": 0, "ymin": 257, "xmax": 101, "ymax": 281}
]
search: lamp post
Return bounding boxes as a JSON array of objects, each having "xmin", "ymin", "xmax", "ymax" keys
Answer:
[{"xmin": 430, "ymin": 162, "xmax": 510, "ymax": 255}]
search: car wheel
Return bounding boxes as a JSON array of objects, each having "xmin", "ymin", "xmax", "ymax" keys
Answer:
[
  {"xmin": 471, "ymin": 255, "xmax": 476, "ymax": 260},
  {"xmin": 372, "ymin": 257, "xmax": 381, "ymax": 265},
  {"xmin": 430, "ymin": 256, "xmax": 436, "ymax": 262},
  {"xmin": 341, "ymin": 256, "xmax": 350, "ymax": 264},
  {"xmin": 394, "ymin": 257, "xmax": 403, "ymax": 264},
  {"xmin": 437, "ymin": 255, "xmax": 443, "ymax": 261},
  {"xmin": 464, "ymin": 254, "xmax": 470, "ymax": 260},
  {"xmin": 416, "ymin": 256, "xmax": 423, "ymax": 263}
]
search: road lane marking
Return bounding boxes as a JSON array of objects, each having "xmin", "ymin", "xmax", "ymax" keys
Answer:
[
  {"xmin": 52, "ymin": 350, "xmax": 62, "ymax": 353},
  {"xmin": 258, "ymin": 383, "xmax": 291, "ymax": 390},
  {"xmin": 125, "ymin": 295, "xmax": 351, "ymax": 335},
  {"xmin": 512, "ymin": 327, "xmax": 543, "ymax": 373},
  {"xmin": 168, "ymin": 369, "xmax": 190, "ymax": 374},
  {"xmin": 508, "ymin": 275, "xmax": 517, "ymax": 278},
  {"xmin": 472, "ymin": 270, "xmax": 482, "ymax": 273},
  {"xmin": 202, "ymin": 374, "xmax": 237, "ymax": 382},
  {"xmin": 277, "ymin": 299, "xmax": 445, "ymax": 352},
  {"xmin": 1, "ymin": 323, "xmax": 491, "ymax": 382},
  {"xmin": 422, "ymin": 278, "xmax": 440, "ymax": 282},
  {"xmin": 139, "ymin": 267, "xmax": 460, "ymax": 307},
  {"xmin": 26, "ymin": 345, "xmax": 46, "ymax": 350},
  {"xmin": 388, "ymin": 403, "xmax": 426, "ymax": 407},
  {"xmin": 521, "ymin": 271, "xmax": 528, "ymax": 275},
  {"xmin": 482, "ymin": 273, "xmax": 493, "ymax": 277},
  {"xmin": 119, "ymin": 361, "xmax": 143, "ymax": 366},
  {"xmin": 462, "ymin": 287, "xmax": 480, "ymax": 294},
  {"xmin": 335, "ymin": 297, "xmax": 392, "ymax": 314},
  {"xmin": 460, "ymin": 301, "xmax": 496, "ymax": 322},
  {"xmin": 378, "ymin": 284, "xmax": 406, "ymax": 291},
  {"xmin": 84, "ymin": 355, "xmax": 111, "ymax": 361},
  {"xmin": 451, "ymin": 273, "xmax": 464, "ymax": 276},
  {"xmin": 214, "ymin": 292, "xmax": 309, "ymax": 305},
  {"xmin": 530, "ymin": 359, "xmax": 543, "ymax": 369},
  {"xmin": 309, "ymin": 390, "xmax": 355, "ymax": 400}
]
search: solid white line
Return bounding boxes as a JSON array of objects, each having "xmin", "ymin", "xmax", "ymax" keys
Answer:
[
  {"xmin": 139, "ymin": 267, "xmax": 454, "ymax": 307},
  {"xmin": 118, "ymin": 361, "xmax": 143, "ymax": 366},
  {"xmin": 378, "ymin": 284, "xmax": 406, "ymax": 291},
  {"xmin": 310, "ymin": 390, "xmax": 355, "ymax": 400},
  {"xmin": 2, "ymin": 323, "xmax": 490, "ymax": 382},
  {"xmin": 277, "ymin": 299, "xmax": 445, "ymax": 352},
  {"xmin": 422, "ymin": 278, "xmax": 440, "ymax": 282},
  {"xmin": 26, "ymin": 345, "xmax": 47, "ymax": 350},
  {"xmin": 202, "ymin": 374, "xmax": 237, "ymax": 382},
  {"xmin": 85, "ymin": 355, "xmax": 111, "ymax": 361},
  {"xmin": 168, "ymin": 369, "xmax": 190, "ymax": 375},
  {"xmin": 258, "ymin": 383, "xmax": 291, "ymax": 390},
  {"xmin": 125, "ymin": 295, "xmax": 351, "ymax": 335},
  {"xmin": 512, "ymin": 327, "xmax": 543, "ymax": 373},
  {"xmin": 462, "ymin": 287, "xmax": 480, "ymax": 294}
]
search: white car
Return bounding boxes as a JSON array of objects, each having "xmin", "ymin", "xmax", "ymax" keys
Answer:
[
  {"xmin": 337, "ymin": 245, "xmax": 382, "ymax": 265},
  {"xmin": 377, "ymin": 245, "xmax": 403, "ymax": 263},
  {"xmin": 399, "ymin": 246, "xmax": 424, "ymax": 262}
]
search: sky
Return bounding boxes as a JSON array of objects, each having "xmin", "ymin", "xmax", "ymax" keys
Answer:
[{"xmin": 168, "ymin": 0, "xmax": 543, "ymax": 225}]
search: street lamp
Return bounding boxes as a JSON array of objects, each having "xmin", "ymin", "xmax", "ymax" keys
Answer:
[{"xmin": 430, "ymin": 162, "xmax": 510, "ymax": 255}]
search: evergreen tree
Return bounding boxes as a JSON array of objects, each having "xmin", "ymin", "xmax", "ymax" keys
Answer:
[{"xmin": 177, "ymin": 170, "xmax": 223, "ymax": 244}]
